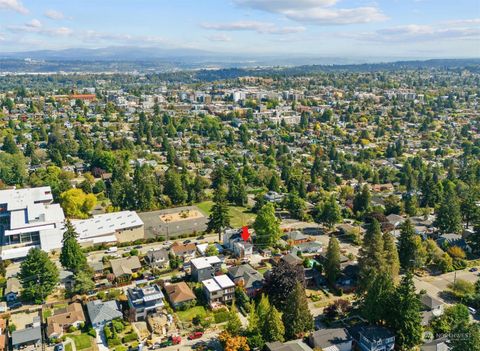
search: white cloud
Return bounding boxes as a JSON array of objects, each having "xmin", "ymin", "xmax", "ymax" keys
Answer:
[
  {"xmin": 348, "ymin": 21, "xmax": 480, "ymax": 42},
  {"xmin": 201, "ymin": 21, "xmax": 305, "ymax": 34},
  {"xmin": 234, "ymin": 0, "xmax": 387, "ymax": 25},
  {"xmin": 44, "ymin": 9, "xmax": 65, "ymax": 20},
  {"xmin": 207, "ymin": 34, "xmax": 232, "ymax": 42},
  {"xmin": 0, "ymin": 0, "xmax": 28, "ymax": 14},
  {"xmin": 8, "ymin": 20, "xmax": 73, "ymax": 37}
]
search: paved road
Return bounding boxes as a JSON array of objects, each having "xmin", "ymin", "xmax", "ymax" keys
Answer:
[{"xmin": 414, "ymin": 267, "xmax": 480, "ymax": 304}]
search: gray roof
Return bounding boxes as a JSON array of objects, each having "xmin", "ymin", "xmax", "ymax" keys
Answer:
[
  {"xmin": 266, "ymin": 340, "xmax": 313, "ymax": 351},
  {"xmin": 421, "ymin": 294, "xmax": 443, "ymax": 310},
  {"xmin": 309, "ymin": 328, "xmax": 352, "ymax": 349},
  {"xmin": 86, "ymin": 300, "xmax": 122, "ymax": 324},
  {"xmin": 11, "ymin": 326, "xmax": 42, "ymax": 346},
  {"xmin": 228, "ymin": 264, "xmax": 263, "ymax": 289},
  {"xmin": 5, "ymin": 277, "xmax": 21, "ymax": 295},
  {"xmin": 146, "ymin": 248, "xmax": 169, "ymax": 262}
]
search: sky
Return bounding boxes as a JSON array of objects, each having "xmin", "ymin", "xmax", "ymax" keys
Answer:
[{"xmin": 0, "ymin": 0, "xmax": 479, "ymax": 58}]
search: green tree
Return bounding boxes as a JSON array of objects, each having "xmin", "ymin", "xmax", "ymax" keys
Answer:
[
  {"xmin": 226, "ymin": 304, "xmax": 243, "ymax": 336},
  {"xmin": 59, "ymin": 188, "xmax": 96, "ymax": 219},
  {"xmin": 361, "ymin": 271, "xmax": 394, "ymax": 324},
  {"xmin": 435, "ymin": 182, "xmax": 463, "ymax": 234},
  {"xmin": 398, "ymin": 219, "xmax": 426, "ymax": 270},
  {"xmin": 19, "ymin": 248, "xmax": 59, "ymax": 304},
  {"xmin": 386, "ymin": 272, "xmax": 422, "ymax": 350},
  {"xmin": 60, "ymin": 220, "xmax": 87, "ymax": 273},
  {"xmin": 325, "ymin": 236, "xmax": 341, "ymax": 284},
  {"xmin": 133, "ymin": 164, "xmax": 158, "ymax": 211},
  {"xmin": 358, "ymin": 219, "xmax": 385, "ymax": 292},
  {"xmin": 205, "ymin": 243, "xmax": 219, "ymax": 257},
  {"xmin": 353, "ymin": 185, "xmax": 371, "ymax": 214},
  {"xmin": 2, "ymin": 134, "xmax": 19, "ymax": 154},
  {"xmin": 383, "ymin": 231, "xmax": 400, "ymax": 279},
  {"xmin": 282, "ymin": 282, "xmax": 313, "ymax": 340},
  {"xmin": 431, "ymin": 304, "xmax": 470, "ymax": 335},
  {"xmin": 263, "ymin": 305, "xmax": 285, "ymax": 343},
  {"xmin": 207, "ymin": 186, "xmax": 231, "ymax": 240},
  {"xmin": 449, "ymin": 322, "xmax": 480, "ymax": 351},
  {"xmin": 228, "ymin": 173, "xmax": 248, "ymax": 207},
  {"xmin": 253, "ymin": 203, "xmax": 281, "ymax": 248},
  {"xmin": 73, "ymin": 269, "xmax": 95, "ymax": 294},
  {"xmin": 164, "ymin": 168, "xmax": 187, "ymax": 205}
]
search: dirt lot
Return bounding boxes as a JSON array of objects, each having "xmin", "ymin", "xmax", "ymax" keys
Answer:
[
  {"xmin": 160, "ymin": 209, "xmax": 204, "ymax": 223},
  {"xmin": 10, "ymin": 310, "xmax": 41, "ymax": 330}
]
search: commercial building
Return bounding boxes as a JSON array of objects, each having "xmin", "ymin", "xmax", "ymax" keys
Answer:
[
  {"xmin": 0, "ymin": 187, "xmax": 65, "ymax": 260},
  {"xmin": 72, "ymin": 211, "xmax": 144, "ymax": 245}
]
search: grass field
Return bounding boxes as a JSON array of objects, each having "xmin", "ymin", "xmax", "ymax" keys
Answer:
[
  {"xmin": 68, "ymin": 334, "xmax": 93, "ymax": 350},
  {"xmin": 176, "ymin": 306, "xmax": 209, "ymax": 322},
  {"xmin": 65, "ymin": 342, "xmax": 73, "ymax": 351},
  {"xmin": 195, "ymin": 201, "xmax": 256, "ymax": 228}
]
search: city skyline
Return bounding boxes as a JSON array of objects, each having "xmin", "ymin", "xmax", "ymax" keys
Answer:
[{"xmin": 0, "ymin": 0, "xmax": 478, "ymax": 59}]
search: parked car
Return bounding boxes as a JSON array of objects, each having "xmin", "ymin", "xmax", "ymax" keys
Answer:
[
  {"xmin": 469, "ymin": 267, "xmax": 478, "ymax": 272},
  {"xmin": 188, "ymin": 332, "xmax": 204, "ymax": 340},
  {"xmin": 468, "ymin": 307, "xmax": 477, "ymax": 315},
  {"xmin": 183, "ymin": 240, "xmax": 192, "ymax": 244},
  {"xmin": 55, "ymin": 344, "xmax": 64, "ymax": 351},
  {"xmin": 134, "ymin": 245, "xmax": 143, "ymax": 249}
]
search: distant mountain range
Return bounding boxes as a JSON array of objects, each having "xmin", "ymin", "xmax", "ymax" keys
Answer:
[{"xmin": 0, "ymin": 46, "xmax": 478, "ymax": 73}]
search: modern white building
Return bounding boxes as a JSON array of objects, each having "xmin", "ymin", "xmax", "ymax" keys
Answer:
[
  {"xmin": 71, "ymin": 211, "xmax": 144, "ymax": 246},
  {"xmin": 0, "ymin": 187, "xmax": 65, "ymax": 260}
]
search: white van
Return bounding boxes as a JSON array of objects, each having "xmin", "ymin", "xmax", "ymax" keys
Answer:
[{"xmin": 105, "ymin": 246, "xmax": 118, "ymax": 254}]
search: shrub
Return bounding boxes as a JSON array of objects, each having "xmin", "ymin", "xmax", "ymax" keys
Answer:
[
  {"xmin": 112, "ymin": 319, "xmax": 124, "ymax": 333},
  {"xmin": 214, "ymin": 310, "xmax": 230, "ymax": 324},
  {"xmin": 87, "ymin": 328, "xmax": 97, "ymax": 338},
  {"xmin": 122, "ymin": 332, "xmax": 138, "ymax": 343},
  {"xmin": 67, "ymin": 325, "xmax": 77, "ymax": 333},
  {"xmin": 107, "ymin": 337, "xmax": 122, "ymax": 347},
  {"xmin": 448, "ymin": 246, "xmax": 466, "ymax": 259},
  {"xmin": 103, "ymin": 325, "xmax": 112, "ymax": 340}
]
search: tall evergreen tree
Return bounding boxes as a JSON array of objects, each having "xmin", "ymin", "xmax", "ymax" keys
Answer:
[
  {"xmin": 358, "ymin": 219, "xmax": 385, "ymax": 291},
  {"xmin": 361, "ymin": 271, "xmax": 394, "ymax": 324},
  {"xmin": 435, "ymin": 182, "xmax": 463, "ymax": 234},
  {"xmin": 60, "ymin": 220, "xmax": 87, "ymax": 273},
  {"xmin": 386, "ymin": 272, "xmax": 423, "ymax": 350},
  {"xmin": 398, "ymin": 219, "xmax": 426, "ymax": 270},
  {"xmin": 321, "ymin": 196, "xmax": 343, "ymax": 229},
  {"xmin": 228, "ymin": 173, "xmax": 247, "ymax": 206},
  {"xmin": 353, "ymin": 184, "xmax": 371, "ymax": 214},
  {"xmin": 383, "ymin": 231, "xmax": 400, "ymax": 279},
  {"xmin": 282, "ymin": 282, "xmax": 313, "ymax": 340},
  {"xmin": 263, "ymin": 306, "xmax": 285, "ymax": 343},
  {"xmin": 19, "ymin": 248, "xmax": 59, "ymax": 304},
  {"xmin": 164, "ymin": 167, "xmax": 187, "ymax": 205},
  {"xmin": 325, "ymin": 236, "xmax": 341, "ymax": 284},
  {"xmin": 207, "ymin": 186, "xmax": 231, "ymax": 240},
  {"xmin": 2, "ymin": 134, "xmax": 19, "ymax": 154}
]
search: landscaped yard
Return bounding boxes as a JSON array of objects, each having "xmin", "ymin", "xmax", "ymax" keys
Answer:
[
  {"xmin": 176, "ymin": 306, "xmax": 209, "ymax": 322},
  {"xmin": 65, "ymin": 342, "xmax": 73, "ymax": 351},
  {"xmin": 68, "ymin": 334, "xmax": 93, "ymax": 350},
  {"xmin": 195, "ymin": 201, "xmax": 256, "ymax": 228}
]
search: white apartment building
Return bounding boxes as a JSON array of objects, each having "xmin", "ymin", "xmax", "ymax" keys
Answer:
[
  {"xmin": 202, "ymin": 274, "xmax": 235, "ymax": 307},
  {"xmin": 0, "ymin": 187, "xmax": 65, "ymax": 260}
]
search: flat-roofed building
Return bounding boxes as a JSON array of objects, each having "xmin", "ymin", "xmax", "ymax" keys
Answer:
[
  {"xmin": 0, "ymin": 187, "xmax": 64, "ymax": 260},
  {"xmin": 191, "ymin": 256, "xmax": 222, "ymax": 282},
  {"xmin": 127, "ymin": 284, "xmax": 165, "ymax": 321},
  {"xmin": 202, "ymin": 274, "xmax": 235, "ymax": 306},
  {"xmin": 72, "ymin": 211, "xmax": 144, "ymax": 245}
]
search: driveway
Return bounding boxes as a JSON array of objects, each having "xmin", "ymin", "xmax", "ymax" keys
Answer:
[{"xmin": 94, "ymin": 327, "xmax": 109, "ymax": 351}]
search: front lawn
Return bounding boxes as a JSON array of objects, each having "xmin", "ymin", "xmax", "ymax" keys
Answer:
[
  {"xmin": 68, "ymin": 334, "xmax": 93, "ymax": 350},
  {"xmin": 65, "ymin": 342, "xmax": 73, "ymax": 351},
  {"xmin": 176, "ymin": 306, "xmax": 208, "ymax": 322}
]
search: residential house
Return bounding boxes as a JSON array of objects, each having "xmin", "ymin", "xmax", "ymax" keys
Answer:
[
  {"xmin": 265, "ymin": 340, "xmax": 313, "ymax": 351},
  {"xmin": 264, "ymin": 191, "xmax": 284, "ymax": 204},
  {"xmin": 282, "ymin": 231, "xmax": 310, "ymax": 245},
  {"xmin": 223, "ymin": 229, "xmax": 253, "ymax": 258},
  {"xmin": 110, "ymin": 256, "xmax": 142, "ymax": 281},
  {"xmin": 164, "ymin": 282, "xmax": 197, "ymax": 309},
  {"xmin": 309, "ymin": 328, "xmax": 352, "ymax": 351},
  {"xmin": 170, "ymin": 242, "xmax": 197, "ymax": 260},
  {"xmin": 88, "ymin": 261, "xmax": 105, "ymax": 279},
  {"xmin": 227, "ymin": 264, "xmax": 263, "ymax": 297},
  {"xmin": 127, "ymin": 284, "xmax": 164, "ymax": 321},
  {"xmin": 145, "ymin": 249, "xmax": 169, "ymax": 269},
  {"xmin": 349, "ymin": 326, "xmax": 395, "ymax": 351},
  {"xmin": 5, "ymin": 277, "xmax": 20, "ymax": 302},
  {"xmin": 86, "ymin": 300, "xmax": 123, "ymax": 328},
  {"xmin": 202, "ymin": 275, "xmax": 235, "ymax": 307},
  {"xmin": 191, "ymin": 256, "xmax": 222, "ymax": 282},
  {"xmin": 436, "ymin": 234, "xmax": 471, "ymax": 252},
  {"xmin": 421, "ymin": 294, "xmax": 444, "ymax": 326},
  {"xmin": 46, "ymin": 303, "xmax": 86, "ymax": 339},
  {"xmin": 294, "ymin": 241, "xmax": 323, "ymax": 254},
  {"xmin": 11, "ymin": 317, "xmax": 42, "ymax": 350}
]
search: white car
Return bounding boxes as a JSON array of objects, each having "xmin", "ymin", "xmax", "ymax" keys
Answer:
[{"xmin": 468, "ymin": 307, "xmax": 477, "ymax": 315}]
